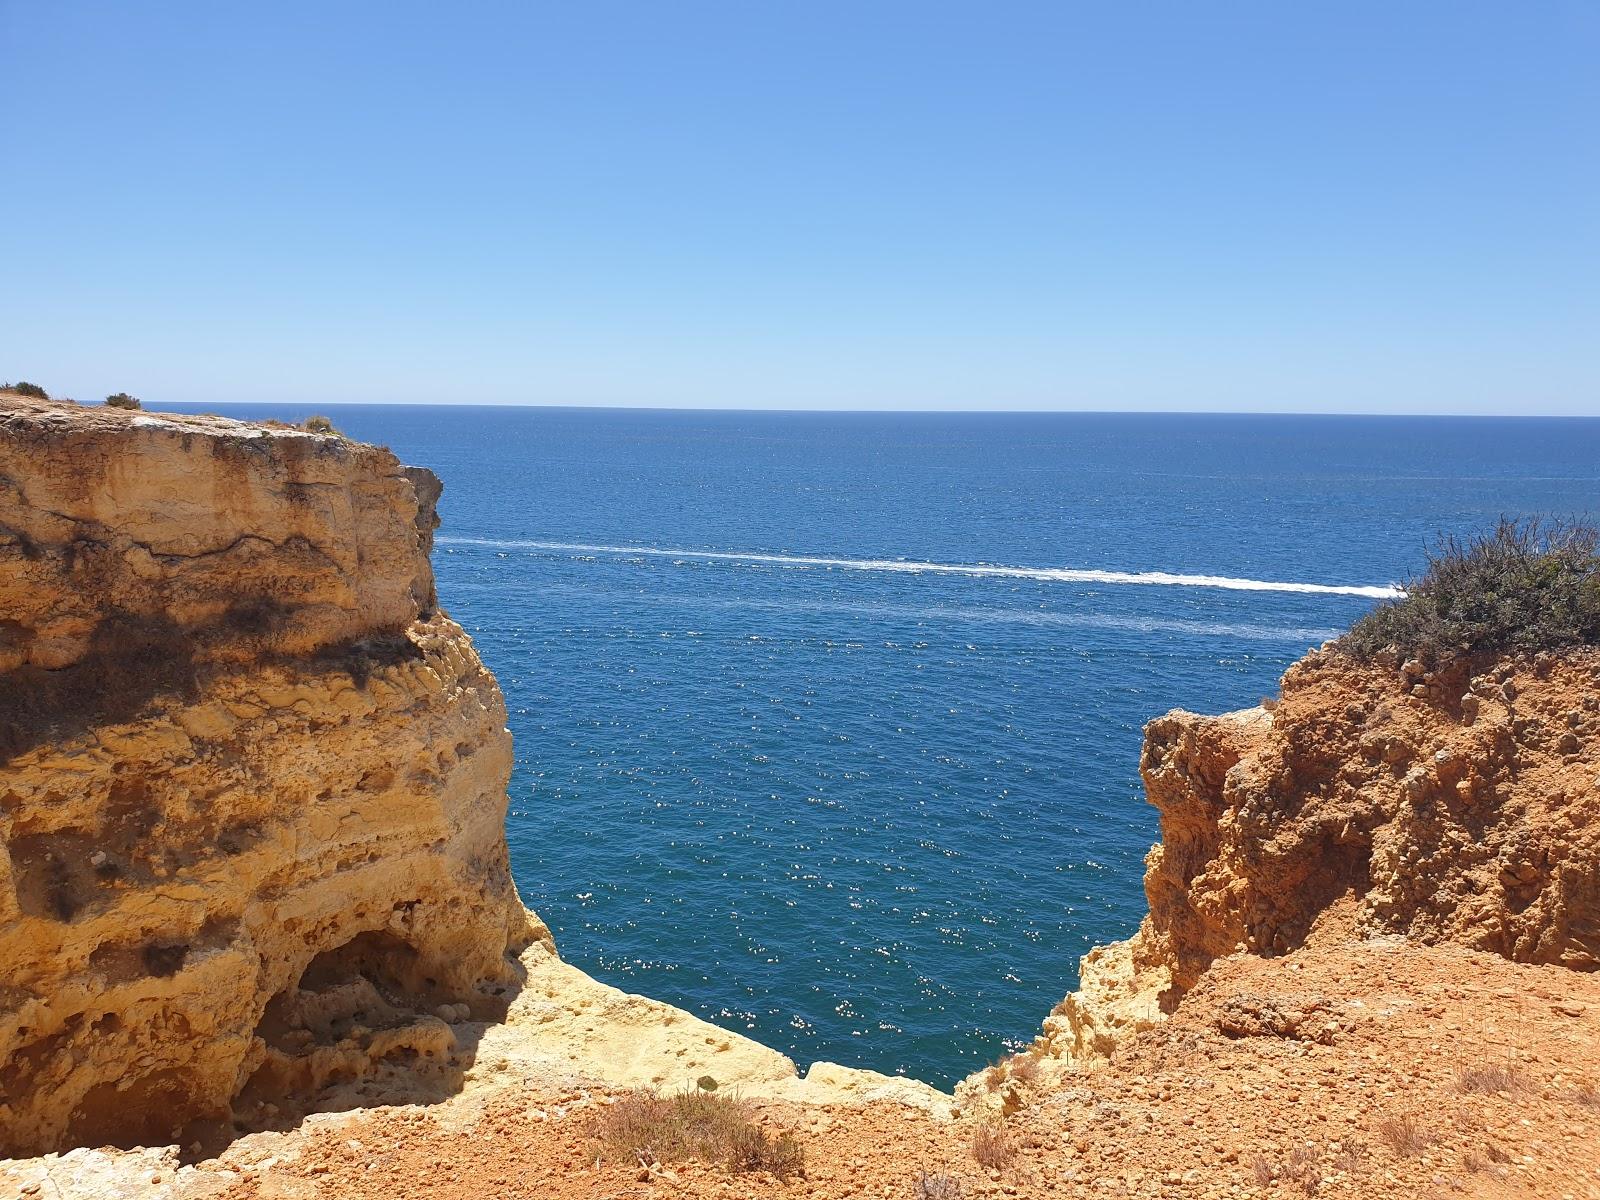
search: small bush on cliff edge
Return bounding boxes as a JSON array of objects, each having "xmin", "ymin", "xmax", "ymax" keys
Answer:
[
  {"xmin": 1339, "ymin": 518, "xmax": 1600, "ymax": 667},
  {"xmin": 3, "ymin": 380, "xmax": 49, "ymax": 399},
  {"xmin": 104, "ymin": 392, "xmax": 141, "ymax": 409},
  {"xmin": 302, "ymin": 414, "xmax": 340, "ymax": 435}
]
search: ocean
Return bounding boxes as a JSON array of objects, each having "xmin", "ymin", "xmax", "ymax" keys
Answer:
[{"xmin": 166, "ymin": 404, "xmax": 1600, "ymax": 1087}]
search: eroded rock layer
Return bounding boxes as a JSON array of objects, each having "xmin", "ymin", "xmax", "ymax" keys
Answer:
[
  {"xmin": 0, "ymin": 398, "xmax": 538, "ymax": 1155},
  {"xmin": 989, "ymin": 645, "xmax": 1600, "ymax": 1096},
  {"xmin": 1142, "ymin": 649, "xmax": 1600, "ymax": 977}
]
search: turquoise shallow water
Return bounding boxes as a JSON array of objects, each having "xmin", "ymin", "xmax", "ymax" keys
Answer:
[{"xmin": 168, "ymin": 405, "xmax": 1600, "ymax": 1087}]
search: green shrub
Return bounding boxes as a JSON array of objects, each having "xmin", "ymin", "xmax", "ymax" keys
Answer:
[
  {"xmin": 104, "ymin": 393, "xmax": 142, "ymax": 410},
  {"xmin": 1339, "ymin": 518, "xmax": 1600, "ymax": 666},
  {"xmin": 4, "ymin": 381, "xmax": 49, "ymax": 399},
  {"xmin": 302, "ymin": 414, "xmax": 339, "ymax": 435}
]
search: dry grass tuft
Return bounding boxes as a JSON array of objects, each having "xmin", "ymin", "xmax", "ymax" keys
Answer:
[
  {"xmin": 1329, "ymin": 1138, "xmax": 1368, "ymax": 1179},
  {"xmin": 1377, "ymin": 1112, "xmax": 1430, "ymax": 1158},
  {"xmin": 1456, "ymin": 1060, "xmax": 1524, "ymax": 1094},
  {"xmin": 916, "ymin": 1169, "xmax": 966, "ymax": 1199},
  {"xmin": 970, "ymin": 1123, "xmax": 1015, "ymax": 1171},
  {"xmin": 1008, "ymin": 1050, "xmax": 1042, "ymax": 1085},
  {"xmin": 1252, "ymin": 1154, "xmax": 1275, "ymax": 1186},
  {"xmin": 594, "ymin": 1089, "xmax": 804, "ymax": 1178},
  {"xmin": 1280, "ymin": 1144, "xmax": 1323, "ymax": 1195},
  {"xmin": 981, "ymin": 1047, "xmax": 1043, "ymax": 1093},
  {"xmin": 1254, "ymin": 1145, "xmax": 1327, "ymax": 1195},
  {"xmin": 1571, "ymin": 1078, "xmax": 1600, "ymax": 1108}
]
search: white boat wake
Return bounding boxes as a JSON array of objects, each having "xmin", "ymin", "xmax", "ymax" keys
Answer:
[{"xmin": 438, "ymin": 537, "xmax": 1403, "ymax": 599}]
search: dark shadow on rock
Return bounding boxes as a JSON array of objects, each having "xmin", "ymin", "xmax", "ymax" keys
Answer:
[{"xmin": 173, "ymin": 934, "xmax": 530, "ymax": 1165}]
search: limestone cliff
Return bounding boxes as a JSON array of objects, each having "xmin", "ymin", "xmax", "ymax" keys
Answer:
[
  {"xmin": 0, "ymin": 396, "xmax": 943, "ymax": 1164},
  {"xmin": 0, "ymin": 398, "xmax": 541, "ymax": 1155},
  {"xmin": 973, "ymin": 643, "xmax": 1600, "ymax": 1102}
]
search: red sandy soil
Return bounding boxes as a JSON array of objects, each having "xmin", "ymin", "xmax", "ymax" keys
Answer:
[{"xmin": 206, "ymin": 907, "xmax": 1600, "ymax": 1200}]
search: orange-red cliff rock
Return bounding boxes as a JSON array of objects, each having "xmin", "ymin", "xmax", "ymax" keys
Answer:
[
  {"xmin": 971, "ymin": 645, "xmax": 1600, "ymax": 1106},
  {"xmin": 1142, "ymin": 649, "xmax": 1600, "ymax": 984}
]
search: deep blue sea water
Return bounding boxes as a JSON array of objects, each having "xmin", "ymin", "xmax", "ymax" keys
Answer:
[{"xmin": 168, "ymin": 405, "xmax": 1600, "ymax": 1087}]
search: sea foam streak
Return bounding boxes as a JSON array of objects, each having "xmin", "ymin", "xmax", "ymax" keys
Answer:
[
  {"xmin": 528, "ymin": 581, "xmax": 1343, "ymax": 642},
  {"xmin": 438, "ymin": 538, "xmax": 1403, "ymax": 599}
]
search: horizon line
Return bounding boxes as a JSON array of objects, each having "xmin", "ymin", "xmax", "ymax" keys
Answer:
[{"xmin": 150, "ymin": 399, "xmax": 1600, "ymax": 420}]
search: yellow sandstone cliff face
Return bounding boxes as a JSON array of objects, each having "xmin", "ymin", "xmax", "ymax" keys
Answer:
[
  {"xmin": 0, "ymin": 398, "xmax": 539, "ymax": 1155},
  {"xmin": 0, "ymin": 397, "xmax": 945, "ymax": 1162}
]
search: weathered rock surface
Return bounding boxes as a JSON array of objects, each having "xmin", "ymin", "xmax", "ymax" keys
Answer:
[
  {"xmin": 0, "ymin": 397, "xmax": 541, "ymax": 1154},
  {"xmin": 0, "ymin": 399, "xmax": 444, "ymax": 762},
  {"xmin": 0, "ymin": 396, "xmax": 942, "ymax": 1164},
  {"xmin": 1140, "ymin": 649, "xmax": 1600, "ymax": 980},
  {"xmin": 971, "ymin": 644, "xmax": 1600, "ymax": 1104}
]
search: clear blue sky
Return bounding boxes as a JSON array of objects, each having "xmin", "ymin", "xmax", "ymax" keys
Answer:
[{"xmin": 2, "ymin": 2, "xmax": 1596, "ymax": 413}]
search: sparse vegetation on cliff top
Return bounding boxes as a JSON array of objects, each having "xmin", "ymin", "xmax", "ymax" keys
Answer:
[
  {"xmin": 969, "ymin": 1122, "xmax": 1015, "ymax": 1170},
  {"xmin": 3, "ymin": 381, "xmax": 50, "ymax": 399},
  {"xmin": 104, "ymin": 392, "xmax": 142, "ymax": 410},
  {"xmin": 1339, "ymin": 517, "xmax": 1600, "ymax": 666},
  {"xmin": 594, "ymin": 1089, "xmax": 805, "ymax": 1179}
]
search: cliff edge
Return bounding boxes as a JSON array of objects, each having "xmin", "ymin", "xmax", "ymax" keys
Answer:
[
  {"xmin": 0, "ymin": 396, "xmax": 940, "ymax": 1167},
  {"xmin": 0, "ymin": 397, "xmax": 541, "ymax": 1154},
  {"xmin": 966, "ymin": 643, "xmax": 1600, "ymax": 1114}
]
